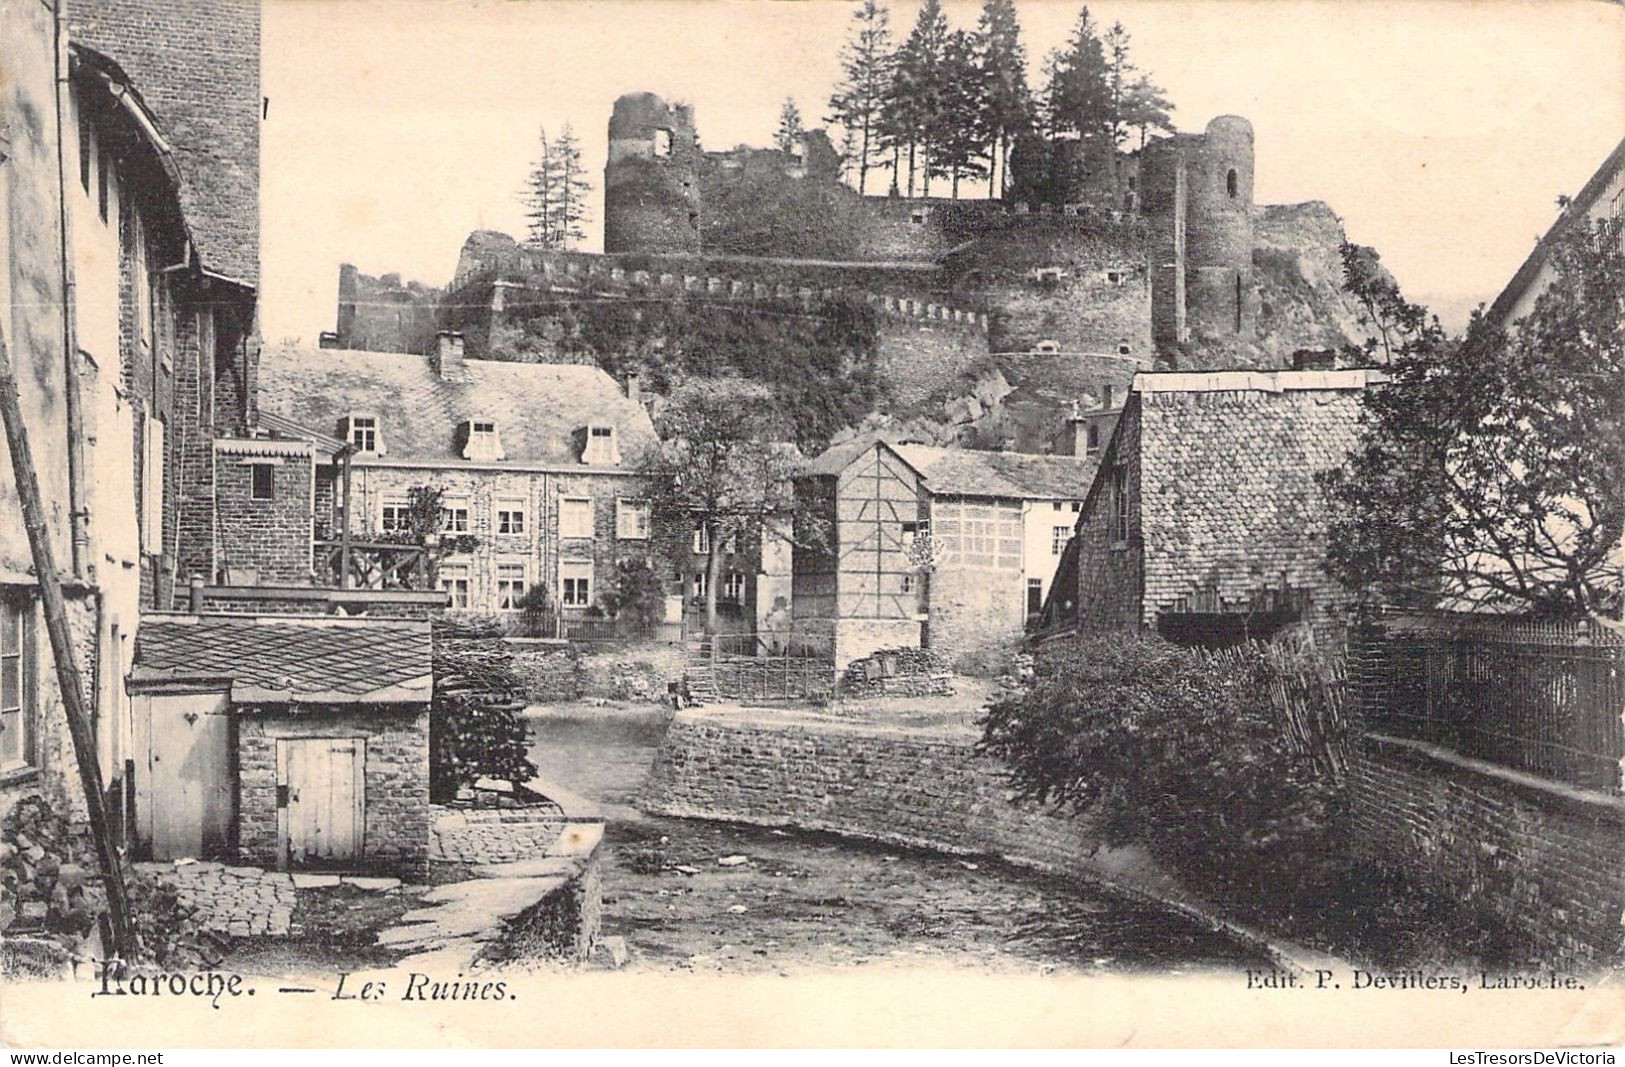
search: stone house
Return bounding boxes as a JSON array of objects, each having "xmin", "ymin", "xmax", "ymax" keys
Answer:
[
  {"xmin": 249, "ymin": 333, "xmax": 766, "ymax": 632},
  {"xmin": 128, "ymin": 615, "xmax": 431, "ymax": 872},
  {"xmin": 1050, "ymin": 368, "xmax": 1378, "ymax": 647},
  {"xmin": 794, "ymin": 436, "xmax": 1095, "ymax": 669},
  {"xmin": 1, "ymin": 0, "xmax": 260, "ymax": 843}
]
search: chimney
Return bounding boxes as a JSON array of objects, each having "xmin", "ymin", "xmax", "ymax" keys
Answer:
[
  {"xmin": 432, "ymin": 330, "xmax": 469, "ymax": 381},
  {"xmin": 624, "ymin": 372, "xmax": 641, "ymax": 405}
]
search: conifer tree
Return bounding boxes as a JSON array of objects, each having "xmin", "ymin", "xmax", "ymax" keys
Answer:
[
  {"xmin": 828, "ymin": 0, "xmax": 895, "ymax": 194},
  {"xmin": 973, "ymin": 0, "xmax": 1032, "ymax": 200},
  {"xmin": 885, "ymin": 0, "xmax": 949, "ymax": 196},
  {"xmin": 551, "ymin": 124, "xmax": 592, "ymax": 250},
  {"xmin": 1046, "ymin": 5, "xmax": 1112, "ymax": 141},
  {"xmin": 775, "ymin": 97, "xmax": 804, "ymax": 154},
  {"xmin": 519, "ymin": 124, "xmax": 559, "ymax": 248},
  {"xmin": 933, "ymin": 29, "xmax": 988, "ymax": 198}
]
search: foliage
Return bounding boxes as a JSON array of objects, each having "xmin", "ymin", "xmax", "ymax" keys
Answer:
[
  {"xmin": 430, "ymin": 641, "xmax": 537, "ymax": 803},
  {"xmin": 774, "ymin": 98, "xmax": 804, "ymax": 154},
  {"xmin": 1043, "ymin": 6, "xmax": 1111, "ymax": 143},
  {"xmin": 931, "ymin": 29, "xmax": 989, "ymax": 197},
  {"xmin": 979, "ymin": 631, "xmax": 1346, "ymax": 902},
  {"xmin": 392, "ymin": 485, "xmax": 479, "ymax": 583},
  {"xmin": 638, "ymin": 378, "xmax": 815, "ymax": 634},
  {"xmin": 502, "ymin": 292, "xmax": 884, "ymax": 451},
  {"xmin": 514, "ymin": 582, "xmax": 554, "ymax": 638},
  {"xmin": 600, "ymin": 558, "xmax": 667, "ymax": 631},
  {"xmin": 519, "ymin": 124, "xmax": 592, "ymax": 250},
  {"xmin": 827, "ymin": 0, "xmax": 896, "ymax": 195},
  {"xmin": 1103, "ymin": 21, "xmax": 1174, "ymax": 150},
  {"xmin": 1320, "ymin": 218, "xmax": 1624, "ymax": 618},
  {"xmin": 884, "ymin": 0, "xmax": 950, "ymax": 196}
]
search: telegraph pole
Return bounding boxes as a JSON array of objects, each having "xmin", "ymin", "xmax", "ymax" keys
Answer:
[{"xmin": 0, "ymin": 322, "xmax": 136, "ymax": 962}]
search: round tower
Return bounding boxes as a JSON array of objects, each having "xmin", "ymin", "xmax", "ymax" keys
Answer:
[
  {"xmin": 1183, "ymin": 115, "xmax": 1254, "ymax": 336},
  {"xmin": 603, "ymin": 92, "xmax": 701, "ymax": 255}
]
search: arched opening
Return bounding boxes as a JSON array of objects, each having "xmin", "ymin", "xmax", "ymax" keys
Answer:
[{"xmin": 1226, "ymin": 168, "xmax": 1238, "ymax": 199}]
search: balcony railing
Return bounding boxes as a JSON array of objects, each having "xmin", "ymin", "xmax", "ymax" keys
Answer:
[{"xmin": 314, "ymin": 538, "xmax": 433, "ymax": 590}]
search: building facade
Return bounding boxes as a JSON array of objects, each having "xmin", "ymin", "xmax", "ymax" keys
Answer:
[
  {"xmin": 1057, "ymin": 368, "xmax": 1377, "ymax": 647},
  {"xmin": 795, "ymin": 437, "xmax": 1095, "ymax": 669}
]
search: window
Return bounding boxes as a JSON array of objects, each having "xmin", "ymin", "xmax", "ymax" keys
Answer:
[
  {"xmin": 901, "ymin": 572, "xmax": 915, "ymax": 594},
  {"xmin": 441, "ymin": 499, "xmax": 470, "ymax": 534},
  {"xmin": 561, "ymin": 560, "xmax": 592, "ymax": 607},
  {"xmin": 910, "ymin": 209, "xmax": 927, "ymax": 225},
  {"xmin": 1118, "ymin": 343, "xmax": 1131, "ymax": 355},
  {"xmin": 464, "ymin": 419, "xmax": 504, "ymax": 461},
  {"xmin": 380, "ymin": 495, "xmax": 410, "ymax": 533},
  {"xmin": 691, "ymin": 570, "xmax": 708, "ymax": 601},
  {"xmin": 617, "ymin": 499, "xmax": 651, "ymax": 540},
  {"xmin": 495, "ymin": 562, "xmax": 528, "ymax": 610},
  {"xmin": 141, "ymin": 417, "xmax": 165, "ymax": 553},
  {"xmin": 1226, "ymin": 168, "xmax": 1239, "ymax": 199},
  {"xmin": 560, "ymin": 497, "xmax": 593, "ymax": 539},
  {"xmin": 251, "ymin": 463, "xmax": 274, "ymax": 501},
  {"xmin": 582, "ymin": 424, "xmax": 620, "ymax": 465},
  {"xmin": 1109, "ymin": 464, "xmax": 1130, "ymax": 544},
  {"xmin": 1027, "ymin": 578, "xmax": 1044, "ymax": 616},
  {"xmin": 496, "ymin": 499, "xmax": 526, "ymax": 535},
  {"xmin": 349, "ymin": 415, "xmax": 378, "ymax": 454},
  {"xmin": 693, "ymin": 526, "xmax": 709, "ymax": 555},
  {"xmin": 78, "ymin": 110, "xmax": 91, "ymax": 193},
  {"xmin": 97, "ymin": 142, "xmax": 110, "ymax": 224},
  {"xmin": 1106, "ymin": 270, "xmax": 1122, "ymax": 285},
  {"xmin": 653, "ymin": 128, "xmax": 672, "ymax": 158},
  {"xmin": 1052, "ymin": 501, "xmax": 1063, "ymax": 512},
  {"xmin": 1052, "ymin": 525, "xmax": 1073, "ymax": 556},
  {"xmin": 1, "ymin": 598, "xmax": 36, "ymax": 771},
  {"xmin": 1086, "ymin": 423, "xmax": 1101, "ymax": 454},
  {"xmin": 722, "ymin": 571, "xmax": 745, "ymax": 604},
  {"xmin": 471, "ymin": 420, "xmax": 496, "ymax": 435},
  {"xmin": 1071, "ymin": 501, "xmax": 1082, "ymax": 513},
  {"xmin": 439, "ymin": 562, "xmax": 470, "ymax": 609}
]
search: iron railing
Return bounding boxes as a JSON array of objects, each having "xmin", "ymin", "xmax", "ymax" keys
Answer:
[{"xmin": 1350, "ymin": 608, "xmax": 1625, "ymax": 794}]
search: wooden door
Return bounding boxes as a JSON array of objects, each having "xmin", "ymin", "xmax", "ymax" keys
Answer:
[
  {"xmin": 135, "ymin": 690, "xmax": 232, "ymax": 861},
  {"xmin": 276, "ymin": 737, "xmax": 365, "ymax": 868}
]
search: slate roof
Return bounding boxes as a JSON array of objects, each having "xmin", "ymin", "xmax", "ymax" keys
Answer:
[
  {"xmin": 132, "ymin": 616, "xmax": 432, "ymax": 705},
  {"xmin": 802, "ymin": 432, "xmax": 1096, "ymax": 501},
  {"xmin": 256, "ymin": 344, "xmax": 659, "ymax": 468},
  {"xmin": 1130, "ymin": 370, "xmax": 1373, "ymax": 621}
]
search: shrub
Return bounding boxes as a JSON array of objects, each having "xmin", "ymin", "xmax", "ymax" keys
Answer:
[
  {"xmin": 599, "ymin": 558, "xmax": 667, "ymax": 633},
  {"xmin": 979, "ymin": 631, "xmax": 1346, "ymax": 908}
]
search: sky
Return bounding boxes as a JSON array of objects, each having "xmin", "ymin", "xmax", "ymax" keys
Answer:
[{"xmin": 260, "ymin": 0, "xmax": 1625, "ymax": 343}]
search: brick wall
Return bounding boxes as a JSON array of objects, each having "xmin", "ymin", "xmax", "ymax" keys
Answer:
[
  {"xmin": 237, "ymin": 707, "xmax": 430, "ymax": 873},
  {"xmin": 215, "ymin": 452, "xmax": 313, "ymax": 585},
  {"xmin": 1348, "ymin": 733, "xmax": 1625, "ymax": 963}
]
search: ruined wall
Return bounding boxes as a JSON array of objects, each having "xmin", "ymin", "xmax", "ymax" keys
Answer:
[
  {"xmin": 603, "ymin": 93, "xmax": 701, "ymax": 255},
  {"xmin": 335, "ymin": 264, "xmax": 442, "ymax": 355},
  {"xmin": 1349, "ymin": 733, "xmax": 1625, "ymax": 964},
  {"xmin": 238, "ymin": 707, "xmax": 431, "ymax": 872}
]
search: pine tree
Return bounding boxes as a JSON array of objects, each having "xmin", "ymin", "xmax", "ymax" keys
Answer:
[
  {"xmin": 1104, "ymin": 22, "xmax": 1173, "ymax": 150},
  {"xmin": 885, "ymin": 0, "xmax": 950, "ymax": 197},
  {"xmin": 1121, "ymin": 73, "xmax": 1175, "ymax": 149},
  {"xmin": 519, "ymin": 124, "xmax": 560, "ymax": 248},
  {"xmin": 828, "ymin": 0, "xmax": 895, "ymax": 194},
  {"xmin": 973, "ymin": 0, "xmax": 1031, "ymax": 200},
  {"xmin": 551, "ymin": 124, "xmax": 592, "ymax": 250},
  {"xmin": 932, "ymin": 29, "xmax": 988, "ymax": 198},
  {"xmin": 775, "ymin": 97, "xmax": 804, "ymax": 154},
  {"xmin": 1047, "ymin": 5, "xmax": 1112, "ymax": 142}
]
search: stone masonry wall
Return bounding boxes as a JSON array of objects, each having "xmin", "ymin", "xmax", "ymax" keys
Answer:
[
  {"xmin": 1348, "ymin": 733, "xmax": 1625, "ymax": 964},
  {"xmin": 644, "ymin": 707, "xmax": 1144, "ymax": 890},
  {"xmin": 237, "ymin": 707, "xmax": 430, "ymax": 873}
]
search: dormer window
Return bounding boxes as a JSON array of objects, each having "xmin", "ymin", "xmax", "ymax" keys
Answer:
[
  {"xmin": 462, "ymin": 418, "xmax": 505, "ymax": 462},
  {"xmin": 582, "ymin": 423, "xmax": 620, "ymax": 466},
  {"xmin": 348, "ymin": 414, "xmax": 381, "ymax": 454}
]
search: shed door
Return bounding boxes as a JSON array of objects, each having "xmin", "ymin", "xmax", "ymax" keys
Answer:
[
  {"xmin": 136, "ymin": 690, "xmax": 232, "ymax": 861},
  {"xmin": 277, "ymin": 737, "xmax": 365, "ymax": 868}
]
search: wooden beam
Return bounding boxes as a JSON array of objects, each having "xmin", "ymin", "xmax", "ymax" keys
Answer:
[{"xmin": 0, "ymin": 322, "xmax": 136, "ymax": 961}]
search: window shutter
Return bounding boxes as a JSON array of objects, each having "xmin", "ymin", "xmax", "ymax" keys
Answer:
[{"xmin": 141, "ymin": 417, "xmax": 165, "ymax": 553}]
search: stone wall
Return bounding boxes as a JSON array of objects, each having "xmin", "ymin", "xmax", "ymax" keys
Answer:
[
  {"xmin": 1348, "ymin": 733, "xmax": 1625, "ymax": 964},
  {"xmin": 642, "ymin": 707, "xmax": 1196, "ymax": 899},
  {"xmin": 839, "ymin": 647, "xmax": 952, "ymax": 699},
  {"xmin": 503, "ymin": 639, "xmax": 583, "ymax": 702},
  {"xmin": 928, "ymin": 564, "xmax": 1026, "ymax": 666},
  {"xmin": 237, "ymin": 707, "xmax": 431, "ymax": 873},
  {"xmin": 333, "ymin": 264, "xmax": 442, "ymax": 355}
]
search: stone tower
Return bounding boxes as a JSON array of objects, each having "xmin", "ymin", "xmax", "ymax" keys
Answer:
[
  {"xmin": 603, "ymin": 92, "xmax": 702, "ymax": 255},
  {"xmin": 1142, "ymin": 115, "xmax": 1256, "ymax": 349}
]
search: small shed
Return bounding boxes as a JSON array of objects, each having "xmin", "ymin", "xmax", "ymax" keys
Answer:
[{"xmin": 130, "ymin": 614, "xmax": 433, "ymax": 872}]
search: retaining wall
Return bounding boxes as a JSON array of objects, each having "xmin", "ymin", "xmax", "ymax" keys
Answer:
[{"xmin": 1348, "ymin": 733, "xmax": 1625, "ymax": 964}]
